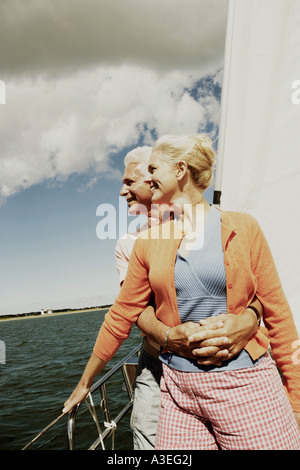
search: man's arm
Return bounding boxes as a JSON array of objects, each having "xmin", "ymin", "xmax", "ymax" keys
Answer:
[
  {"xmin": 136, "ymin": 298, "xmax": 263, "ymax": 365},
  {"xmin": 136, "ymin": 306, "xmax": 228, "ymax": 362}
]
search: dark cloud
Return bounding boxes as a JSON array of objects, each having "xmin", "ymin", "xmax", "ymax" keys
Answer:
[{"xmin": 0, "ymin": 0, "xmax": 228, "ymax": 77}]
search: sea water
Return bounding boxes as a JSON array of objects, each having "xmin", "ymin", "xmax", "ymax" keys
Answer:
[{"xmin": 0, "ymin": 310, "xmax": 142, "ymax": 450}]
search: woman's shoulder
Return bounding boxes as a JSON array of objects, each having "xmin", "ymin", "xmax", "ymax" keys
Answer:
[{"xmin": 220, "ymin": 209, "xmax": 261, "ymax": 234}]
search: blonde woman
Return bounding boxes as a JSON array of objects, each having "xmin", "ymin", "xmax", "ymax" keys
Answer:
[{"xmin": 64, "ymin": 135, "xmax": 300, "ymax": 449}]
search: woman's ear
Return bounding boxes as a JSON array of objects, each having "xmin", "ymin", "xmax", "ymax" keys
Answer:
[{"xmin": 176, "ymin": 160, "xmax": 188, "ymax": 181}]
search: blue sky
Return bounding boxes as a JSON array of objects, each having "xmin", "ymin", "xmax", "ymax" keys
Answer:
[
  {"xmin": 0, "ymin": 0, "xmax": 228, "ymax": 315},
  {"xmin": 1, "ymin": 172, "xmax": 121, "ymax": 313}
]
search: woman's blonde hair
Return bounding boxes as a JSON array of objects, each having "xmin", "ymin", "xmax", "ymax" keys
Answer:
[{"xmin": 152, "ymin": 134, "xmax": 215, "ymax": 191}]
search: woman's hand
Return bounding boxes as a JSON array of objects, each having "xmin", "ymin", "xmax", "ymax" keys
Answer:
[
  {"xmin": 62, "ymin": 353, "xmax": 107, "ymax": 413},
  {"xmin": 63, "ymin": 382, "xmax": 90, "ymax": 413},
  {"xmin": 294, "ymin": 412, "xmax": 300, "ymax": 433}
]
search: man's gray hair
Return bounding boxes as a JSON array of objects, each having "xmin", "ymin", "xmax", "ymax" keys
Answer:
[{"xmin": 124, "ymin": 146, "xmax": 152, "ymax": 176}]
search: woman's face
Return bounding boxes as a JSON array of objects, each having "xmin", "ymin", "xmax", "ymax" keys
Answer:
[{"xmin": 148, "ymin": 151, "xmax": 179, "ymax": 205}]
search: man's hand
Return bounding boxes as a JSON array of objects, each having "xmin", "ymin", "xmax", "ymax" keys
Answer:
[
  {"xmin": 167, "ymin": 321, "xmax": 230, "ymax": 366},
  {"xmin": 188, "ymin": 310, "xmax": 258, "ymax": 365},
  {"xmin": 137, "ymin": 303, "xmax": 260, "ymax": 366}
]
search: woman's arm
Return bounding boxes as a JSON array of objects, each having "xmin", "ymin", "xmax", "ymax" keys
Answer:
[
  {"xmin": 63, "ymin": 240, "xmax": 152, "ymax": 412},
  {"xmin": 93, "ymin": 240, "xmax": 153, "ymax": 362},
  {"xmin": 251, "ymin": 221, "xmax": 300, "ymax": 412},
  {"xmin": 63, "ymin": 354, "xmax": 107, "ymax": 413}
]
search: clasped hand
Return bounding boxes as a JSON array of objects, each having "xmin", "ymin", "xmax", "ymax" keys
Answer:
[{"xmin": 167, "ymin": 313, "xmax": 256, "ymax": 366}]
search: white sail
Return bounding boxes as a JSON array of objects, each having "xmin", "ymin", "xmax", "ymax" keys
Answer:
[{"xmin": 216, "ymin": 0, "xmax": 300, "ymax": 332}]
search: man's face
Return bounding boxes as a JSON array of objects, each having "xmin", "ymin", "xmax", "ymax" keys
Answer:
[{"xmin": 120, "ymin": 162, "xmax": 152, "ymax": 215}]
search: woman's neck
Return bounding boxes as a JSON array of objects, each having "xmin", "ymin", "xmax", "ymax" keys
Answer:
[{"xmin": 172, "ymin": 191, "xmax": 211, "ymax": 234}]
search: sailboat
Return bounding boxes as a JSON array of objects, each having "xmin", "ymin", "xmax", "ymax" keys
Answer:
[
  {"xmin": 22, "ymin": 0, "xmax": 300, "ymax": 449},
  {"xmin": 215, "ymin": 0, "xmax": 300, "ymax": 336}
]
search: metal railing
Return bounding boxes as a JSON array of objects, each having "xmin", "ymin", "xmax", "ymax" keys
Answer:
[{"xmin": 22, "ymin": 343, "xmax": 142, "ymax": 450}]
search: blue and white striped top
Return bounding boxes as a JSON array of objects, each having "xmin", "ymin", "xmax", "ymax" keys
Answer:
[{"xmin": 159, "ymin": 205, "xmax": 264, "ymax": 372}]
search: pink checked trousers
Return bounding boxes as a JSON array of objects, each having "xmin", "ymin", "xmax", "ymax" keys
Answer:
[{"xmin": 155, "ymin": 354, "xmax": 300, "ymax": 450}]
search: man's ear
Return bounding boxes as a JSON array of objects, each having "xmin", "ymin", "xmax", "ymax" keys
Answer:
[{"xmin": 176, "ymin": 160, "xmax": 188, "ymax": 181}]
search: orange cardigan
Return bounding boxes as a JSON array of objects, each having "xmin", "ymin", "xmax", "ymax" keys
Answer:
[{"xmin": 94, "ymin": 210, "xmax": 300, "ymax": 411}]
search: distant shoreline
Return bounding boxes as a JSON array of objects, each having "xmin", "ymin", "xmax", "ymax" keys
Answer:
[{"xmin": 0, "ymin": 306, "xmax": 112, "ymax": 322}]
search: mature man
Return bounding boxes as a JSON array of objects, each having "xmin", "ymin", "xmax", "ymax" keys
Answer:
[{"xmin": 115, "ymin": 146, "xmax": 262, "ymax": 450}]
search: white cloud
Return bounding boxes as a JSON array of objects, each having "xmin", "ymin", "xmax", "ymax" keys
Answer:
[
  {"xmin": 0, "ymin": 65, "xmax": 222, "ymax": 200},
  {"xmin": 0, "ymin": 0, "xmax": 227, "ymax": 201}
]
